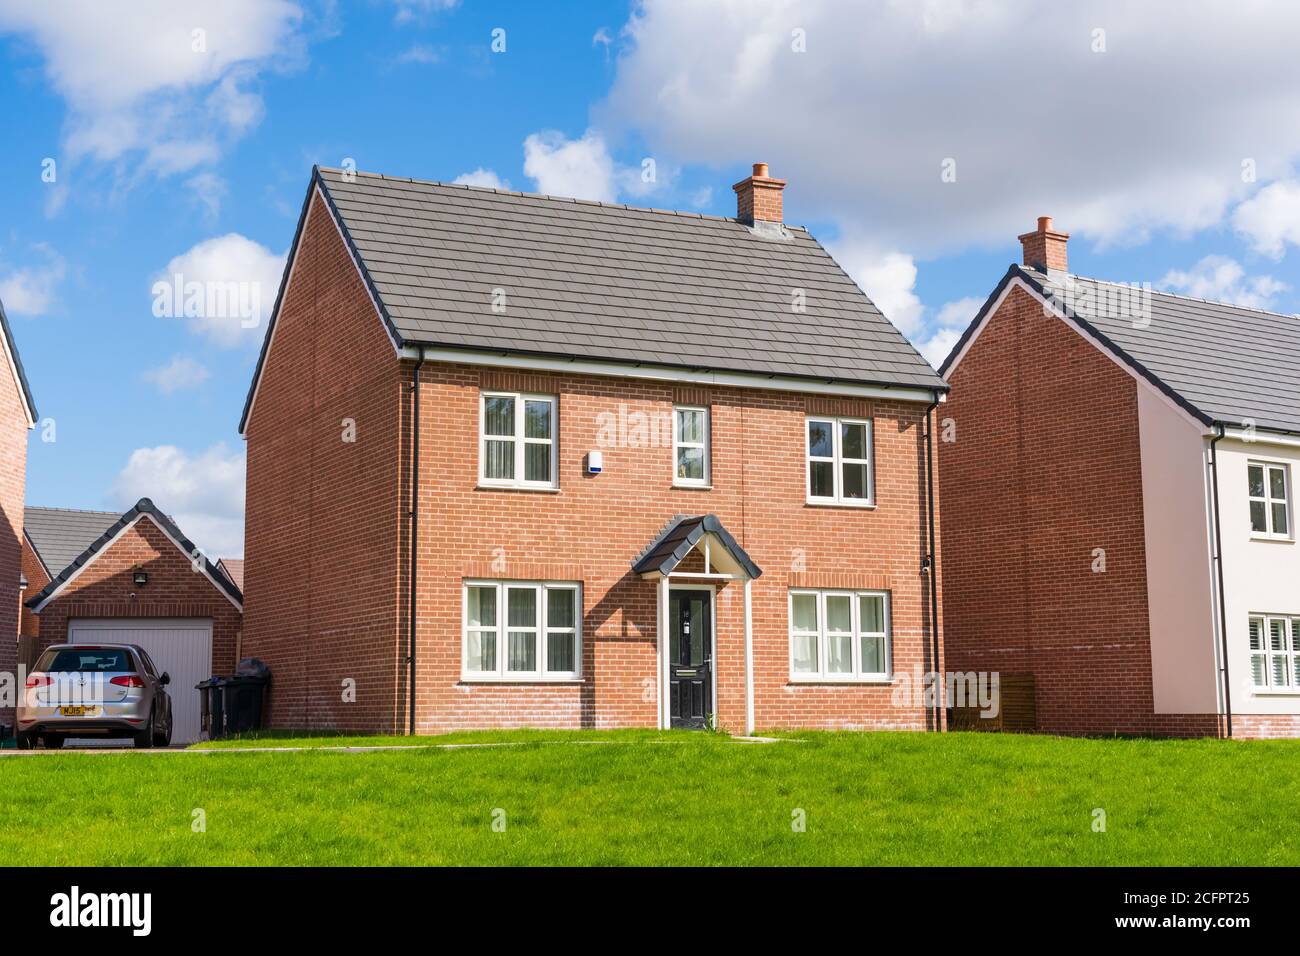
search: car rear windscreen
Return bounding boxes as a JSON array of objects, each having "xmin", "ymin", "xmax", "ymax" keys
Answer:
[{"xmin": 36, "ymin": 649, "xmax": 134, "ymax": 673}]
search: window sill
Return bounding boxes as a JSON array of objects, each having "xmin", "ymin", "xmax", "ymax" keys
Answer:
[
  {"xmin": 1248, "ymin": 534, "xmax": 1294, "ymax": 544},
  {"xmin": 787, "ymin": 675, "xmax": 893, "ymax": 685},
  {"xmin": 805, "ymin": 499, "xmax": 876, "ymax": 510},
  {"xmin": 672, "ymin": 483, "xmax": 713, "ymax": 491},
  {"xmin": 459, "ymin": 676, "xmax": 584, "ymax": 685},
  {"xmin": 1249, "ymin": 687, "xmax": 1300, "ymax": 697},
  {"xmin": 476, "ymin": 484, "xmax": 561, "ymax": 494}
]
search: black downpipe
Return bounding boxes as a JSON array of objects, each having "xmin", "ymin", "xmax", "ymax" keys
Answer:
[
  {"xmin": 408, "ymin": 355, "xmax": 425, "ymax": 735},
  {"xmin": 923, "ymin": 395, "xmax": 943, "ymax": 731},
  {"xmin": 1208, "ymin": 424, "xmax": 1233, "ymax": 738}
]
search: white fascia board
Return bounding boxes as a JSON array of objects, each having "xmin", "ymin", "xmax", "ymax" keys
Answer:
[
  {"xmin": 409, "ymin": 345, "xmax": 942, "ymax": 403},
  {"xmin": 1221, "ymin": 426, "xmax": 1300, "ymax": 449},
  {"xmin": 2, "ymin": 329, "xmax": 35, "ymax": 428},
  {"xmin": 946, "ymin": 276, "xmax": 1210, "ymax": 434},
  {"xmin": 30, "ymin": 513, "xmax": 243, "ymax": 613}
]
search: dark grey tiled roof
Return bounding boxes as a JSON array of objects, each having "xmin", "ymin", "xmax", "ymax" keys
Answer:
[
  {"xmin": 1029, "ymin": 268, "xmax": 1300, "ymax": 434},
  {"xmin": 314, "ymin": 167, "xmax": 946, "ymax": 391},
  {"xmin": 942, "ymin": 265, "xmax": 1300, "ymax": 436},
  {"xmin": 24, "ymin": 506, "xmax": 121, "ymax": 577},
  {"xmin": 632, "ymin": 514, "xmax": 762, "ymax": 579}
]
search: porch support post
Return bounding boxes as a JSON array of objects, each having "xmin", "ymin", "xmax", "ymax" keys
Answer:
[
  {"xmin": 744, "ymin": 576, "xmax": 754, "ymax": 736},
  {"xmin": 658, "ymin": 573, "xmax": 670, "ymax": 730}
]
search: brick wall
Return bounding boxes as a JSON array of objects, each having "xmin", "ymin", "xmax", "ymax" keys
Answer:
[
  {"xmin": 409, "ymin": 364, "xmax": 941, "ymax": 734},
  {"xmin": 0, "ymin": 340, "xmax": 28, "ymax": 726},
  {"xmin": 939, "ymin": 283, "xmax": 1217, "ymax": 736},
  {"xmin": 19, "ymin": 535, "xmax": 47, "ymax": 638},
  {"xmin": 33, "ymin": 516, "xmax": 241, "ymax": 678},
  {"xmin": 241, "ymin": 191, "xmax": 407, "ymax": 734}
]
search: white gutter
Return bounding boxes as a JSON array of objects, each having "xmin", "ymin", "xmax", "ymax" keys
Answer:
[
  {"xmin": 410, "ymin": 345, "xmax": 942, "ymax": 403},
  {"xmin": 1220, "ymin": 426, "xmax": 1300, "ymax": 449}
]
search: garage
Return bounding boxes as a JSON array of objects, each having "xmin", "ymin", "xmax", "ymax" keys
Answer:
[
  {"xmin": 23, "ymin": 498, "xmax": 244, "ymax": 746},
  {"xmin": 69, "ymin": 618, "xmax": 214, "ymax": 744}
]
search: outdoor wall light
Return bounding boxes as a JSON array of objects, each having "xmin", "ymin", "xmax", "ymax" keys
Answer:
[{"xmin": 133, "ymin": 570, "xmax": 149, "ymax": 587}]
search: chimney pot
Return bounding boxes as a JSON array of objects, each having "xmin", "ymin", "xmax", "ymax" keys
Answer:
[
  {"xmin": 1018, "ymin": 215, "xmax": 1069, "ymax": 273},
  {"xmin": 733, "ymin": 161, "xmax": 787, "ymax": 224}
]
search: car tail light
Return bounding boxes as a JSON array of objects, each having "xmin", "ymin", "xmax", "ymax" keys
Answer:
[
  {"xmin": 25, "ymin": 674, "xmax": 51, "ymax": 688},
  {"xmin": 110, "ymin": 675, "xmax": 145, "ymax": 688}
]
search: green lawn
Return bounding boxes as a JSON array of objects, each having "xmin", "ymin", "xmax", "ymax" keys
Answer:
[{"xmin": 1, "ymin": 730, "xmax": 1296, "ymax": 865}]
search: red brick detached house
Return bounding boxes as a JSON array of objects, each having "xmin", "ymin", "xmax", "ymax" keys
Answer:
[
  {"xmin": 939, "ymin": 217, "xmax": 1300, "ymax": 739},
  {"xmin": 1, "ymin": 298, "xmax": 38, "ymax": 732},
  {"xmin": 23, "ymin": 499, "xmax": 244, "ymax": 743},
  {"xmin": 239, "ymin": 163, "xmax": 948, "ymax": 735}
]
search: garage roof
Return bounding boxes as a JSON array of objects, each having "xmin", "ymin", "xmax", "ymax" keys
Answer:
[
  {"xmin": 25, "ymin": 498, "xmax": 243, "ymax": 612},
  {"xmin": 24, "ymin": 506, "xmax": 122, "ymax": 579}
]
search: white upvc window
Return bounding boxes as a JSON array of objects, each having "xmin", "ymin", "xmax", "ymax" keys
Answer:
[
  {"xmin": 480, "ymin": 392, "xmax": 557, "ymax": 489},
  {"xmin": 463, "ymin": 581, "xmax": 581, "ymax": 681},
  {"xmin": 1248, "ymin": 615, "xmax": 1300, "ymax": 692},
  {"xmin": 1248, "ymin": 461, "xmax": 1291, "ymax": 539},
  {"xmin": 673, "ymin": 405, "xmax": 710, "ymax": 487},
  {"xmin": 806, "ymin": 417, "xmax": 873, "ymax": 506},
  {"xmin": 788, "ymin": 589, "xmax": 890, "ymax": 681}
]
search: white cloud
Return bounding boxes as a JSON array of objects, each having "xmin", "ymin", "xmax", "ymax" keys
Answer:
[
  {"xmin": 1159, "ymin": 255, "xmax": 1287, "ymax": 310},
  {"xmin": 392, "ymin": 0, "xmax": 459, "ymax": 25},
  {"xmin": 600, "ymin": 0, "xmax": 1300, "ymax": 253},
  {"xmin": 1232, "ymin": 180, "xmax": 1300, "ymax": 259},
  {"xmin": 523, "ymin": 130, "xmax": 619, "ymax": 202},
  {"xmin": 0, "ymin": 0, "xmax": 304, "ymax": 177},
  {"xmin": 395, "ymin": 44, "xmax": 440, "ymax": 65},
  {"xmin": 109, "ymin": 442, "xmax": 246, "ymax": 559},
  {"xmin": 829, "ymin": 239, "xmax": 924, "ymax": 336},
  {"xmin": 143, "ymin": 355, "xmax": 211, "ymax": 394},
  {"xmin": 916, "ymin": 327, "xmax": 962, "ymax": 369},
  {"xmin": 153, "ymin": 234, "xmax": 286, "ymax": 348},
  {"xmin": 454, "ymin": 168, "xmax": 511, "ymax": 190},
  {"xmin": 186, "ymin": 171, "xmax": 227, "ymax": 218},
  {"xmin": 0, "ymin": 245, "xmax": 66, "ymax": 316}
]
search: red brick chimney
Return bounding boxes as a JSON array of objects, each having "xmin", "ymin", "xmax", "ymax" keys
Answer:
[
  {"xmin": 1018, "ymin": 216, "xmax": 1069, "ymax": 273},
  {"xmin": 733, "ymin": 162, "xmax": 786, "ymax": 224}
]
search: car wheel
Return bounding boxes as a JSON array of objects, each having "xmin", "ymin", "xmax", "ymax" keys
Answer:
[
  {"xmin": 154, "ymin": 711, "xmax": 172, "ymax": 747},
  {"xmin": 133, "ymin": 709, "xmax": 155, "ymax": 749},
  {"xmin": 15, "ymin": 732, "xmax": 35, "ymax": 750},
  {"xmin": 43, "ymin": 735, "xmax": 65, "ymax": 750}
]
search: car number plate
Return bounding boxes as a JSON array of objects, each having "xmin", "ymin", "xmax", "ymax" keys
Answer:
[{"xmin": 58, "ymin": 706, "xmax": 98, "ymax": 717}]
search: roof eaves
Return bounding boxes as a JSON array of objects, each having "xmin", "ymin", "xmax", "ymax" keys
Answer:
[{"xmin": 0, "ymin": 296, "xmax": 38, "ymax": 424}]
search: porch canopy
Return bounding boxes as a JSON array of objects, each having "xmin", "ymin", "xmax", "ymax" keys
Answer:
[
  {"xmin": 632, "ymin": 514, "xmax": 762, "ymax": 581},
  {"xmin": 633, "ymin": 515, "xmax": 761, "ymax": 733}
]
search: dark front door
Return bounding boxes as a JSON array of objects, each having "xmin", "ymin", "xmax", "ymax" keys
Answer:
[{"xmin": 669, "ymin": 589, "xmax": 712, "ymax": 729}]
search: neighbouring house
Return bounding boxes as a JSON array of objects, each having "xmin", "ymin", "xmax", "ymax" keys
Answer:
[
  {"xmin": 216, "ymin": 558, "xmax": 244, "ymax": 593},
  {"xmin": 239, "ymin": 162, "xmax": 949, "ymax": 735},
  {"xmin": 938, "ymin": 217, "xmax": 1300, "ymax": 739},
  {"xmin": 1, "ymin": 297, "xmax": 38, "ymax": 732},
  {"xmin": 23, "ymin": 499, "xmax": 243, "ymax": 743}
]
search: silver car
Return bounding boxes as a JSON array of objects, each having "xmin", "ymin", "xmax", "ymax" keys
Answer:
[{"xmin": 16, "ymin": 643, "xmax": 174, "ymax": 749}]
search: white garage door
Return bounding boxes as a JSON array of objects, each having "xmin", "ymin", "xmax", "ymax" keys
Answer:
[{"xmin": 69, "ymin": 618, "xmax": 214, "ymax": 745}]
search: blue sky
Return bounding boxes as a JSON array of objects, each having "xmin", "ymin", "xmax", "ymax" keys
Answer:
[{"xmin": 3, "ymin": 0, "xmax": 1300, "ymax": 557}]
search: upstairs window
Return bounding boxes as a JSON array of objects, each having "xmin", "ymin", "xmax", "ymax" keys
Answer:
[
  {"xmin": 480, "ymin": 392, "xmax": 556, "ymax": 489},
  {"xmin": 1248, "ymin": 461, "xmax": 1290, "ymax": 538},
  {"xmin": 1249, "ymin": 615, "xmax": 1300, "ymax": 691},
  {"xmin": 673, "ymin": 405, "xmax": 710, "ymax": 487},
  {"xmin": 806, "ymin": 417, "xmax": 873, "ymax": 506}
]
